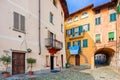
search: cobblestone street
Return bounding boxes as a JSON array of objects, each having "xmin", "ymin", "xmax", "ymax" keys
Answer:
[
  {"xmin": 36, "ymin": 66, "xmax": 120, "ymax": 80},
  {"xmin": 1, "ymin": 66, "xmax": 120, "ymax": 80}
]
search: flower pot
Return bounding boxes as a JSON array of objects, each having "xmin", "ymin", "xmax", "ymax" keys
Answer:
[
  {"xmin": 29, "ymin": 71, "xmax": 34, "ymax": 75},
  {"xmin": 2, "ymin": 72, "xmax": 10, "ymax": 78}
]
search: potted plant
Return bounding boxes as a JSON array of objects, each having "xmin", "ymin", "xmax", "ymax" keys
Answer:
[
  {"xmin": 27, "ymin": 58, "xmax": 36, "ymax": 75},
  {"xmin": 0, "ymin": 55, "xmax": 11, "ymax": 77}
]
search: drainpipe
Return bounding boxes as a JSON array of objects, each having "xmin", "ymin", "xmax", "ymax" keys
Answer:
[{"xmin": 38, "ymin": 0, "xmax": 41, "ymax": 55}]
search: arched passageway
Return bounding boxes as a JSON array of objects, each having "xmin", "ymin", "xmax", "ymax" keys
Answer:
[{"xmin": 94, "ymin": 48, "xmax": 115, "ymax": 67}]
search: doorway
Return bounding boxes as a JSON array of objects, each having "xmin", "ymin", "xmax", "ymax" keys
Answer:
[
  {"xmin": 75, "ymin": 54, "xmax": 80, "ymax": 66},
  {"xmin": 12, "ymin": 52, "xmax": 25, "ymax": 75},
  {"xmin": 61, "ymin": 55, "xmax": 63, "ymax": 68},
  {"xmin": 50, "ymin": 55, "xmax": 54, "ymax": 70}
]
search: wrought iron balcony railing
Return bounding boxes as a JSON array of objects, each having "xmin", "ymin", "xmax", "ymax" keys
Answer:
[{"xmin": 45, "ymin": 38, "xmax": 63, "ymax": 50}]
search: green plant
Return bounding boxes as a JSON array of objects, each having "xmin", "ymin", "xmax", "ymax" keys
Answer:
[
  {"xmin": 1, "ymin": 56, "xmax": 11, "ymax": 72},
  {"xmin": 27, "ymin": 58, "xmax": 36, "ymax": 71}
]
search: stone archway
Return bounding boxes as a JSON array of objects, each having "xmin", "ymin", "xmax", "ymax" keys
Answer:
[{"xmin": 94, "ymin": 48, "xmax": 115, "ymax": 67}]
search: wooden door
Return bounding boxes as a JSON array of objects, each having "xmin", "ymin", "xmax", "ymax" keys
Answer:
[
  {"xmin": 75, "ymin": 55, "xmax": 80, "ymax": 66},
  {"xmin": 12, "ymin": 52, "xmax": 25, "ymax": 75}
]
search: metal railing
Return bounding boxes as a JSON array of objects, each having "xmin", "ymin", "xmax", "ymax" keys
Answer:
[{"xmin": 45, "ymin": 38, "xmax": 62, "ymax": 50}]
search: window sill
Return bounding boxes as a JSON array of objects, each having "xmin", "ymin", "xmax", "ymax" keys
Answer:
[
  {"xmin": 13, "ymin": 28, "xmax": 26, "ymax": 34},
  {"xmin": 50, "ymin": 22, "xmax": 54, "ymax": 25},
  {"xmin": 108, "ymin": 40, "xmax": 116, "ymax": 42},
  {"xmin": 96, "ymin": 42, "xmax": 101, "ymax": 43}
]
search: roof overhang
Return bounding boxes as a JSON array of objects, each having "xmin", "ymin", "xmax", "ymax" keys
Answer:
[
  {"xmin": 59, "ymin": 0, "xmax": 69, "ymax": 18},
  {"xmin": 69, "ymin": 4, "xmax": 94, "ymax": 16}
]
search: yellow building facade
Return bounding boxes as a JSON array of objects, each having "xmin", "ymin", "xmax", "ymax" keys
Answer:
[{"xmin": 65, "ymin": 4, "xmax": 95, "ymax": 66}]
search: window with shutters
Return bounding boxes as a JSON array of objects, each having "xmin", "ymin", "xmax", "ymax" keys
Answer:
[
  {"xmin": 108, "ymin": 32, "xmax": 115, "ymax": 41},
  {"xmin": 83, "ymin": 39, "xmax": 88, "ymax": 48},
  {"xmin": 95, "ymin": 34, "xmax": 101, "ymax": 43},
  {"xmin": 110, "ymin": 13, "xmax": 116, "ymax": 22},
  {"xmin": 13, "ymin": 12, "xmax": 25, "ymax": 33},
  {"xmin": 83, "ymin": 24, "xmax": 90, "ymax": 32},
  {"xmin": 95, "ymin": 17, "xmax": 101, "ymax": 25}
]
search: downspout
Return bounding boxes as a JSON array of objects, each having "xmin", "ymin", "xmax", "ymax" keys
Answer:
[{"xmin": 38, "ymin": 0, "xmax": 41, "ymax": 55}]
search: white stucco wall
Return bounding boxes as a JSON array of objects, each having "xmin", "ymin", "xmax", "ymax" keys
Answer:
[{"xmin": 0, "ymin": 0, "xmax": 66, "ymax": 73}]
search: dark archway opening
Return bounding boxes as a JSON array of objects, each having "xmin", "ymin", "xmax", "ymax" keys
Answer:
[{"xmin": 94, "ymin": 48, "xmax": 114, "ymax": 67}]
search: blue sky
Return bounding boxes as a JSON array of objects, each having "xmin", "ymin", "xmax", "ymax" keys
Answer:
[{"xmin": 66, "ymin": 0, "xmax": 111, "ymax": 14}]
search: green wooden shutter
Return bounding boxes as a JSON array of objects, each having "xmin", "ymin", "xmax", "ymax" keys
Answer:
[
  {"xmin": 88, "ymin": 24, "xmax": 90, "ymax": 31},
  {"xmin": 95, "ymin": 18, "xmax": 97, "ymax": 25},
  {"xmin": 72, "ymin": 28, "xmax": 75, "ymax": 37},
  {"xmin": 113, "ymin": 13, "xmax": 116, "ymax": 21},
  {"xmin": 73, "ymin": 41, "xmax": 75, "ymax": 46},
  {"xmin": 79, "ymin": 26, "xmax": 83, "ymax": 35},
  {"xmin": 109, "ymin": 32, "xmax": 114, "ymax": 39},
  {"xmin": 67, "ymin": 42, "xmax": 70, "ymax": 49},
  {"xmin": 110, "ymin": 14, "xmax": 112, "ymax": 22},
  {"xmin": 98, "ymin": 17, "xmax": 101, "ymax": 24},
  {"xmin": 110, "ymin": 13, "xmax": 116, "ymax": 22},
  {"xmin": 96, "ymin": 34, "xmax": 100, "ymax": 42},
  {"xmin": 78, "ymin": 41, "xmax": 81, "ymax": 46},
  {"xmin": 117, "ymin": 5, "xmax": 120, "ymax": 14},
  {"xmin": 83, "ymin": 39, "xmax": 88, "ymax": 47}
]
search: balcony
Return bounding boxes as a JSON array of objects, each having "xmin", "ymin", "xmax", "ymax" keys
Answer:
[
  {"xmin": 69, "ymin": 32, "xmax": 84, "ymax": 40},
  {"xmin": 45, "ymin": 38, "xmax": 63, "ymax": 51}
]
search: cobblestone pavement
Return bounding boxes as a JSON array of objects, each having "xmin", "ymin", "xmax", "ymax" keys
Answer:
[
  {"xmin": 36, "ymin": 66, "xmax": 120, "ymax": 80},
  {"xmin": 1, "ymin": 66, "xmax": 120, "ymax": 80}
]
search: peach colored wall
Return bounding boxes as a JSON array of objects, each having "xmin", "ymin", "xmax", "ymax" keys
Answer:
[{"xmin": 94, "ymin": 6, "xmax": 117, "ymax": 67}]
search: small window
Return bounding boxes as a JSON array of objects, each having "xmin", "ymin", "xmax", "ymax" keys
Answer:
[
  {"xmin": 67, "ymin": 18, "xmax": 72, "ymax": 24},
  {"xmin": 83, "ymin": 24, "xmax": 90, "ymax": 32},
  {"xmin": 110, "ymin": 13, "xmax": 116, "ymax": 22},
  {"xmin": 61, "ymin": 24, "xmax": 64, "ymax": 33},
  {"xmin": 83, "ymin": 39, "xmax": 88, "ymax": 48},
  {"xmin": 108, "ymin": 32, "xmax": 115, "ymax": 41},
  {"xmin": 67, "ymin": 42, "xmax": 71, "ymax": 49},
  {"xmin": 74, "ymin": 16, "xmax": 78, "ymax": 21},
  {"xmin": 50, "ymin": 12, "xmax": 54, "ymax": 24},
  {"xmin": 95, "ymin": 17, "xmax": 101, "ymax": 25},
  {"xmin": 95, "ymin": 34, "xmax": 101, "ymax": 43},
  {"xmin": 13, "ymin": 12, "xmax": 25, "ymax": 33},
  {"xmin": 95, "ymin": 9, "xmax": 100, "ymax": 14},
  {"xmin": 81, "ymin": 12, "xmax": 88, "ymax": 19}
]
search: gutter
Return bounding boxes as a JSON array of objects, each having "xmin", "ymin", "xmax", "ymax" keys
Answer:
[{"xmin": 38, "ymin": 0, "xmax": 41, "ymax": 55}]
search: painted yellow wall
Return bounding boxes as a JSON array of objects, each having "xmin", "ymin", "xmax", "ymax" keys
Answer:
[{"xmin": 65, "ymin": 8, "xmax": 95, "ymax": 66}]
